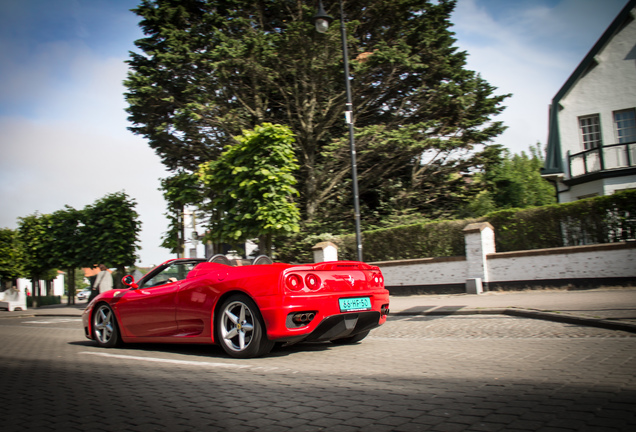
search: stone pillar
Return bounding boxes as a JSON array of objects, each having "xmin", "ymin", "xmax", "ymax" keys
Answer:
[
  {"xmin": 312, "ymin": 242, "xmax": 339, "ymax": 263},
  {"xmin": 463, "ymin": 222, "xmax": 496, "ymax": 293},
  {"xmin": 465, "ymin": 278, "xmax": 483, "ymax": 295}
]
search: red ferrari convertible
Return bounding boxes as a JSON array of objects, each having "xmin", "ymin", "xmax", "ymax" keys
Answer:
[{"xmin": 82, "ymin": 256, "xmax": 390, "ymax": 358}]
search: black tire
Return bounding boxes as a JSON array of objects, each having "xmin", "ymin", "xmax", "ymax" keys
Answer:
[
  {"xmin": 92, "ymin": 303, "xmax": 121, "ymax": 348},
  {"xmin": 331, "ymin": 330, "xmax": 370, "ymax": 345},
  {"xmin": 215, "ymin": 294, "xmax": 274, "ymax": 358}
]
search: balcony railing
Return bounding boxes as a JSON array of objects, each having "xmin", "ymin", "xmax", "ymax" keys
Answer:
[{"xmin": 569, "ymin": 142, "xmax": 636, "ymax": 177}]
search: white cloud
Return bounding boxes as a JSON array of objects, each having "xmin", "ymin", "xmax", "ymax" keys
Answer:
[
  {"xmin": 0, "ymin": 0, "xmax": 630, "ymax": 267},
  {"xmin": 0, "ymin": 47, "xmax": 170, "ymax": 267},
  {"xmin": 0, "ymin": 114, "xmax": 170, "ymax": 267},
  {"xmin": 451, "ymin": 0, "xmax": 628, "ymax": 154},
  {"xmin": 0, "ymin": 0, "xmax": 176, "ymax": 267}
]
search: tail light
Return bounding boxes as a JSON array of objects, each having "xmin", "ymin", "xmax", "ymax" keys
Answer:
[
  {"xmin": 370, "ymin": 272, "xmax": 384, "ymax": 287},
  {"xmin": 286, "ymin": 273, "xmax": 322, "ymax": 291},
  {"xmin": 286, "ymin": 274, "xmax": 303, "ymax": 291},
  {"xmin": 305, "ymin": 274, "xmax": 321, "ymax": 290}
]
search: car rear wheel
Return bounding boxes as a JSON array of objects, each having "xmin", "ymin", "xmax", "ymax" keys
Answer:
[
  {"xmin": 331, "ymin": 330, "xmax": 370, "ymax": 345},
  {"xmin": 92, "ymin": 303, "xmax": 121, "ymax": 348},
  {"xmin": 216, "ymin": 294, "xmax": 274, "ymax": 359}
]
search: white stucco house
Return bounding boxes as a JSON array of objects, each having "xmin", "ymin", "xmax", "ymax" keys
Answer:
[
  {"xmin": 541, "ymin": 0, "xmax": 636, "ymax": 201},
  {"xmin": 17, "ymin": 271, "xmax": 66, "ymax": 297}
]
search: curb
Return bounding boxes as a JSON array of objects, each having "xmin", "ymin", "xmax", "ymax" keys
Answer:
[
  {"xmin": 391, "ymin": 307, "xmax": 636, "ymax": 334},
  {"xmin": 0, "ymin": 308, "xmax": 84, "ymax": 319},
  {"xmin": 4, "ymin": 307, "xmax": 636, "ymax": 334},
  {"xmin": 0, "ymin": 313, "xmax": 82, "ymax": 319},
  {"xmin": 504, "ymin": 307, "xmax": 636, "ymax": 333}
]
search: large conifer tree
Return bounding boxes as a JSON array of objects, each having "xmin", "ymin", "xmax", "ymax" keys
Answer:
[{"xmin": 125, "ymin": 0, "xmax": 509, "ymax": 230}]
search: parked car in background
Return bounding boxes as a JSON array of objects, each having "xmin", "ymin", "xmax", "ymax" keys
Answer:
[
  {"xmin": 82, "ymin": 256, "xmax": 390, "ymax": 358},
  {"xmin": 76, "ymin": 289, "xmax": 91, "ymax": 301}
]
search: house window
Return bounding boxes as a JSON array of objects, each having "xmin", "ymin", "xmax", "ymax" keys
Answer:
[
  {"xmin": 614, "ymin": 109, "xmax": 636, "ymax": 144},
  {"xmin": 579, "ymin": 114, "xmax": 602, "ymax": 150}
]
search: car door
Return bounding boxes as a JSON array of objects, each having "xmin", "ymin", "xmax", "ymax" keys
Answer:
[
  {"xmin": 115, "ymin": 263, "xmax": 186, "ymax": 338},
  {"xmin": 175, "ymin": 263, "xmax": 226, "ymax": 337},
  {"xmin": 116, "ymin": 282, "xmax": 180, "ymax": 337}
]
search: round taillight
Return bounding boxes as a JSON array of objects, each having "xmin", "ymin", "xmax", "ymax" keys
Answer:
[
  {"xmin": 286, "ymin": 274, "xmax": 303, "ymax": 291},
  {"xmin": 305, "ymin": 274, "xmax": 321, "ymax": 290},
  {"xmin": 371, "ymin": 273, "xmax": 384, "ymax": 286}
]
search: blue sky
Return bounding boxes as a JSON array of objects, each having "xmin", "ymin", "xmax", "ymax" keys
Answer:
[{"xmin": 0, "ymin": 0, "xmax": 630, "ymax": 266}]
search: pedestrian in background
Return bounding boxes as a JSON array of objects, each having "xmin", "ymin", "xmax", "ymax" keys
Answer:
[
  {"xmin": 87, "ymin": 273, "xmax": 98, "ymax": 303},
  {"xmin": 89, "ymin": 264, "xmax": 113, "ymax": 302},
  {"xmin": 95, "ymin": 264, "xmax": 113, "ymax": 294}
]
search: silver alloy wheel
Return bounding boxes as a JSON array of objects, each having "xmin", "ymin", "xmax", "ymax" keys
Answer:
[
  {"xmin": 220, "ymin": 300, "xmax": 255, "ymax": 352},
  {"xmin": 94, "ymin": 304, "xmax": 115, "ymax": 344}
]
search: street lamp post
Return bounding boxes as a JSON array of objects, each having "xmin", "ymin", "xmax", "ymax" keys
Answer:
[{"xmin": 313, "ymin": 0, "xmax": 363, "ymax": 262}]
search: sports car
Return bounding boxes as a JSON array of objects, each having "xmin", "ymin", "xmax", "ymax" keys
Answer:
[{"xmin": 82, "ymin": 255, "xmax": 390, "ymax": 358}]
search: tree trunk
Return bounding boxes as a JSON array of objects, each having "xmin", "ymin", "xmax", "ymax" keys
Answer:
[
  {"xmin": 178, "ymin": 207, "xmax": 185, "ymax": 258},
  {"xmin": 31, "ymin": 277, "xmax": 39, "ymax": 308},
  {"xmin": 67, "ymin": 268, "xmax": 76, "ymax": 306},
  {"xmin": 116, "ymin": 266, "xmax": 126, "ymax": 289},
  {"xmin": 259, "ymin": 234, "xmax": 273, "ymax": 257}
]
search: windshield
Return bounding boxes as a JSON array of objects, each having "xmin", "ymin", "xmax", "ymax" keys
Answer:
[{"xmin": 138, "ymin": 259, "xmax": 204, "ymax": 289}]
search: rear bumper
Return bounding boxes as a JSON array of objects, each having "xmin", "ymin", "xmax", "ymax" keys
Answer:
[
  {"xmin": 270, "ymin": 311, "xmax": 384, "ymax": 344},
  {"xmin": 310, "ymin": 311, "xmax": 382, "ymax": 342},
  {"xmin": 259, "ymin": 290, "xmax": 389, "ymax": 342}
]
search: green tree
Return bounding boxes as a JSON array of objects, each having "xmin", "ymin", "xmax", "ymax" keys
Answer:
[
  {"xmin": 160, "ymin": 171, "xmax": 203, "ymax": 257},
  {"xmin": 48, "ymin": 206, "xmax": 86, "ymax": 305},
  {"xmin": 17, "ymin": 213, "xmax": 54, "ymax": 303},
  {"xmin": 0, "ymin": 228, "xmax": 26, "ymax": 290},
  {"xmin": 464, "ymin": 144, "xmax": 556, "ymax": 216},
  {"xmin": 125, "ymin": 0, "xmax": 508, "ymax": 231},
  {"xmin": 198, "ymin": 123, "xmax": 300, "ymax": 255},
  {"xmin": 83, "ymin": 192, "xmax": 142, "ymax": 284}
]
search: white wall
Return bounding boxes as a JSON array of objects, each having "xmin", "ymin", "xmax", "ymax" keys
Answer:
[
  {"xmin": 16, "ymin": 272, "xmax": 65, "ymax": 297},
  {"xmin": 376, "ymin": 257, "xmax": 466, "ymax": 287},
  {"xmin": 488, "ymin": 244, "xmax": 636, "ymax": 282},
  {"xmin": 373, "ymin": 223, "xmax": 636, "ymax": 292},
  {"xmin": 560, "ymin": 176, "xmax": 636, "ymax": 202}
]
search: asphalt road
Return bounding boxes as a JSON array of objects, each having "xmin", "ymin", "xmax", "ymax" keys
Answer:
[{"xmin": 1, "ymin": 312, "xmax": 635, "ymax": 431}]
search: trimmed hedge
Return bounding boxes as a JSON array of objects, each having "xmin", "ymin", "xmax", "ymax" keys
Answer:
[
  {"xmin": 489, "ymin": 190, "xmax": 636, "ymax": 252},
  {"xmin": 337, "ymin": 190, "xmax": 636, "ymax": 261},
  {"xmin": 26, "ymin": 296, "xmax": 62, "ymax": 308},
  {"xmin": 339, "ymin": 219, "xmax": 480, "ymax": 262}
]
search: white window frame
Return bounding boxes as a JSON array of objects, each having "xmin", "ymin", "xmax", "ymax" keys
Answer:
[
  {"xmin": 613, "ymin": 108, "xmax": 636, "ymax": 144},
  {"xmin": 579, "ymin": 114, "xmax": 603, "ymax": 150}
]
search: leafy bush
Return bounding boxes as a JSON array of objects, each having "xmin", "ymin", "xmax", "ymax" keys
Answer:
[
  {"xmin": 26, "ymin": 295, "xmax": 62, "ymax": 308},
  {"xmin": 488, "ymin": 190, "xmax": 636, "ymax": 252},
  {"xmin": 275, "ymin": 233, "xmax": 343, "ymax": 264},
  {"xmin": 339, "ymin": 219, "xmax": 480, "ymax": 262},
  {"xmin": 335, "ymin": 190, "xmax": 636, "ymax": 261}
]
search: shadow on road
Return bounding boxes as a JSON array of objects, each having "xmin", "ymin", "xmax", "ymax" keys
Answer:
[{"xmin": 68, "ymin": 339, "xmax": 336, "ymax": 359}]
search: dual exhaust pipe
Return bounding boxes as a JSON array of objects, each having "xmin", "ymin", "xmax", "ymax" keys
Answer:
[{"xmin": 292, "ymin": 312, "xmax": 316, "ymax": 324}]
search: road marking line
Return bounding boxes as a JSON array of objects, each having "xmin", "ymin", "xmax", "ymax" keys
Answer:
[
  {"xmin": 22, "ymin": 318, "xmax": 82, "ymax": 324},
  {"xmin": 80, "ymin": 351, "xmax": 253, "ymax": 369}
]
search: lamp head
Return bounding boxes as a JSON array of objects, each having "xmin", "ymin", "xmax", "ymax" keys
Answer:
[{"xmin": 312, "ymin": 0, "xmax": 333, "ymax": 33}]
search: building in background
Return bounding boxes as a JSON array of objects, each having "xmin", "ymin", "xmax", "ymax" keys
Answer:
[
  {"xmin": 183, "ymin": 206, "xmax": 258, "ymax": 260},
  {"xmin": 542, "ymin": 0, "xmax": 636, "ymax": 201},
  {"xmin": 17, "ymin": 271, "xmax": 65, "ymax": 297}
]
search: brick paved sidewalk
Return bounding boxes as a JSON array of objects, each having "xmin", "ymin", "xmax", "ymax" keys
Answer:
[
  {"xmin": 2, "ymin": 287, "xmax": 636, "ymax": 331},
  {"xmin": 389, "ymin": 287, "xmax": 636, "ymax": 332}
]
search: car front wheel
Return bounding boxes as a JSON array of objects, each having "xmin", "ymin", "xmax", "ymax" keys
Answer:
[
  {"xmin": 92, "ymin": 303, "xmax": 121, "ymax": 348},
  {"xmin": 216, "ymin": 294, "xmax": 274, "ymax": 359}
]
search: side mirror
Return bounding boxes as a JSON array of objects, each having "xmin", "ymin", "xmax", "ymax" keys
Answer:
[{"xmin": 122, "ymin": 275, "xmax": 138, "ymax": 289}]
